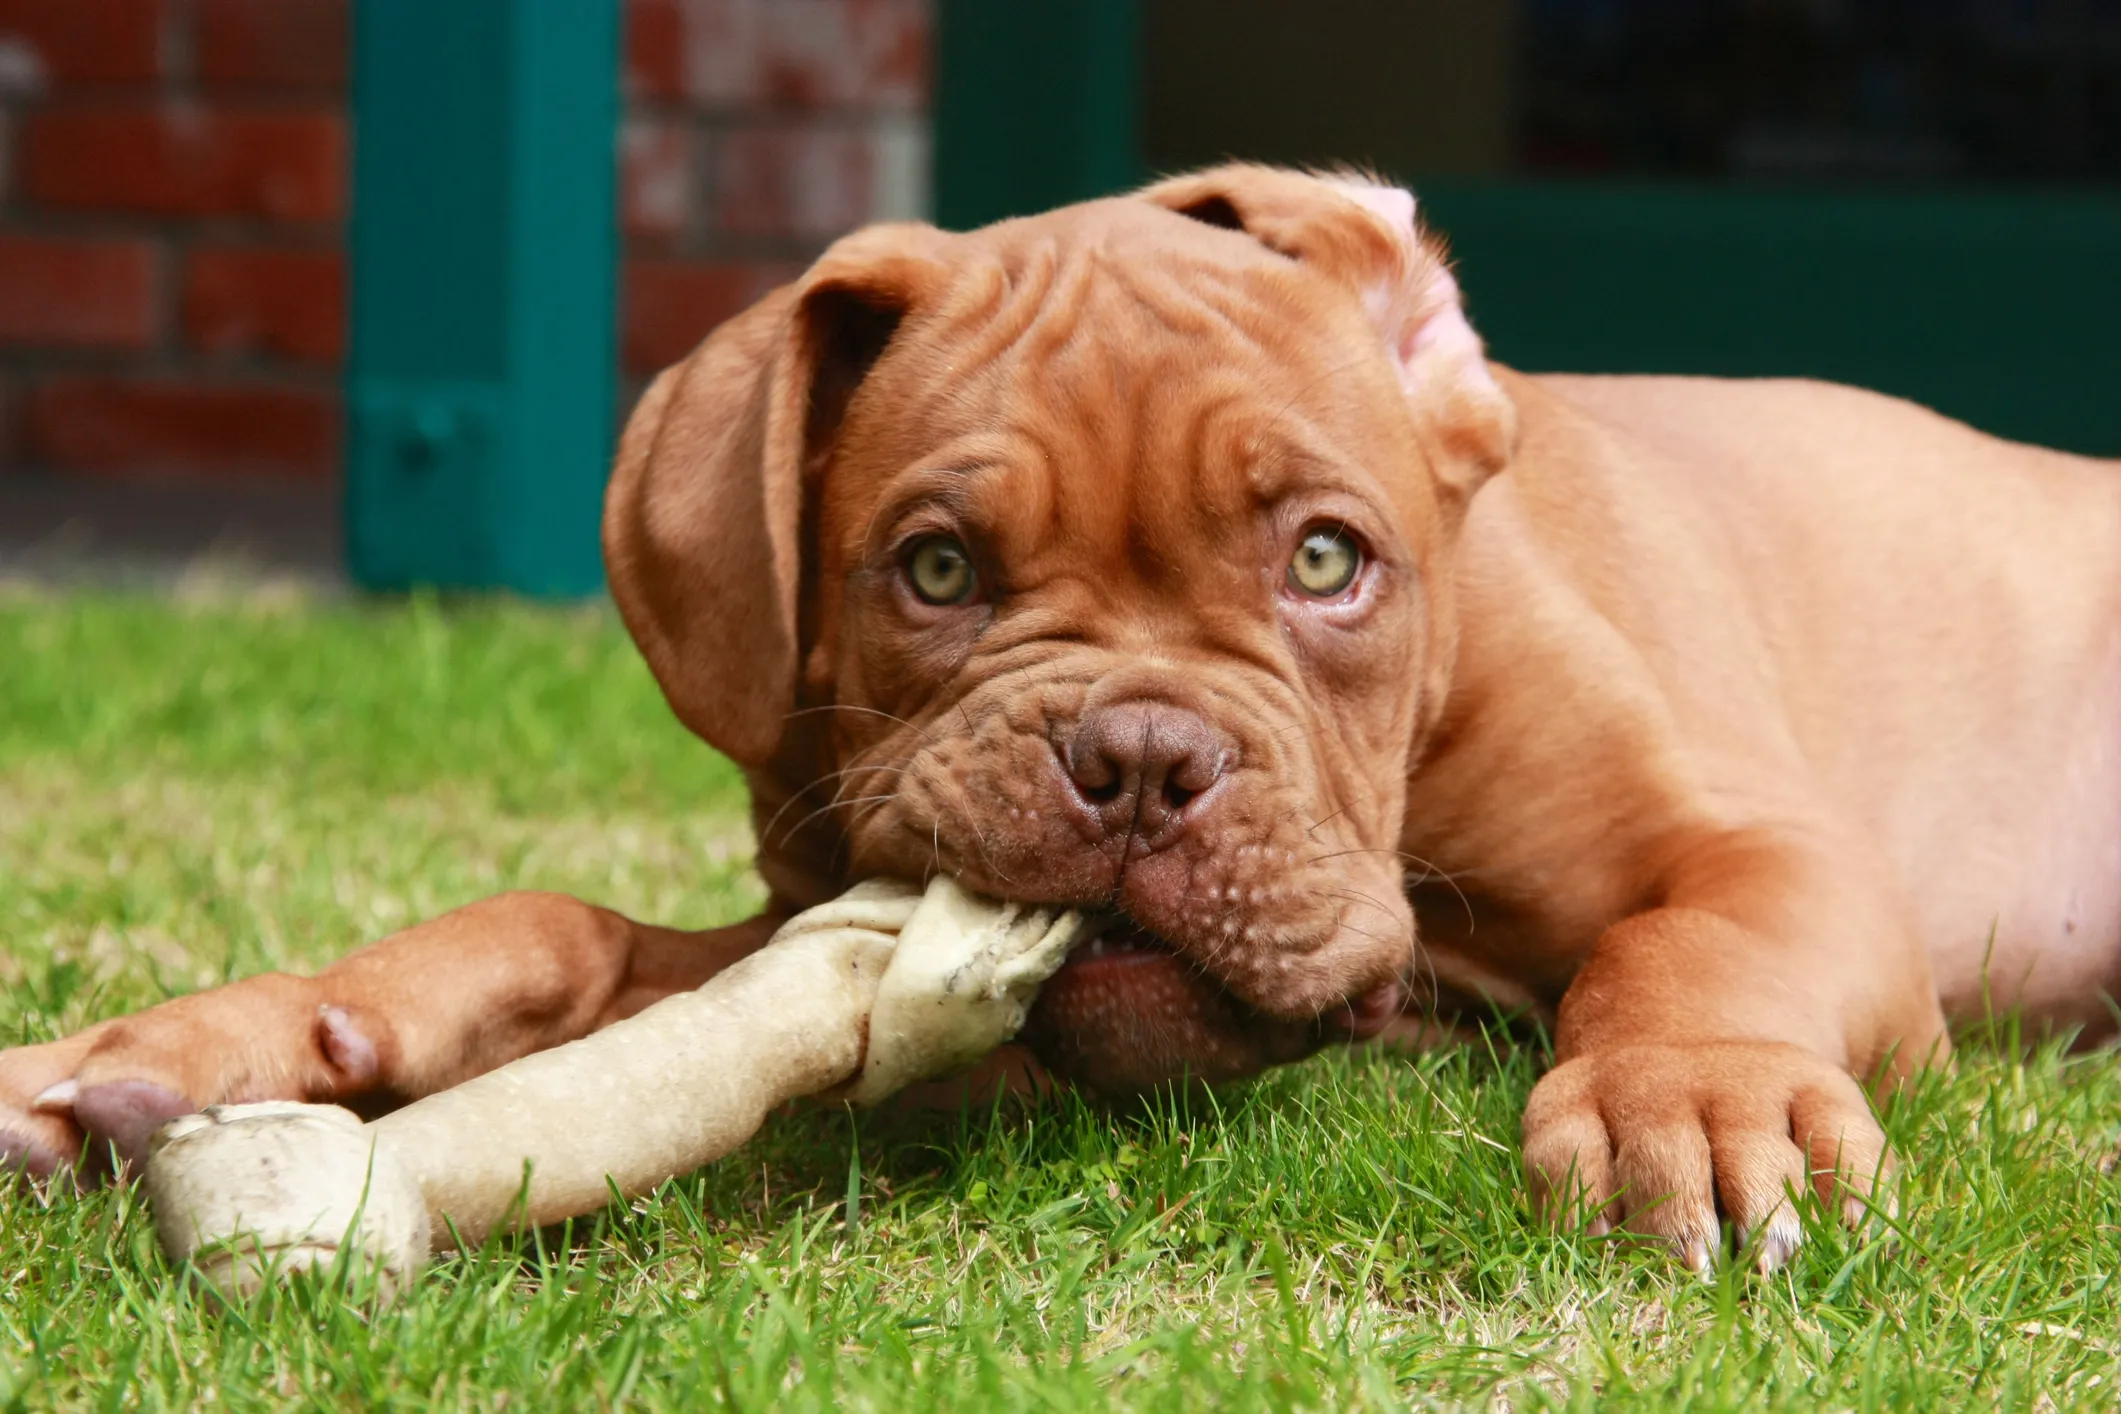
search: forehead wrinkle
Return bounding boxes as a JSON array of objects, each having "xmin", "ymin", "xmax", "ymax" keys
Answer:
[
  {"xmin": 962, "ymin": 239, "xmax": 1108, "ymax": 378},
  {"xmin": 1101, "ymin": 255, "xmax": 1291, "ymax": 354},
  {"xmin": 1055, "ymin": 268, "xmax": 1360, "ymax": 509},
  {"xmin": 903, "ymin": 248, "xmax": 1129, "ymax": 450},
  {"xmin": 914, "ymin": 241, "xmax": 1066, "ymax": 391},
  {"xmin": 1004, "ymin": 245, "xmax": 1266, "ymax": 399},
  {"xmin": 1104, "ymin": 383, "xmax": 1256, "ymax": 578},
  {"xmin": 992, "ymin": 339, "xmax": 1282, "ymax": 593}
]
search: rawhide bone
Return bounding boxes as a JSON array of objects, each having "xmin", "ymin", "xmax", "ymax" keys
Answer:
[{"xmin": 143, "ymin": 877, "xmax": 1091, "ymax": 1301}]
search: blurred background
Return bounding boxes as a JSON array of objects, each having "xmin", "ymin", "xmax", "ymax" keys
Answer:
[{"xmin": 0, "ymin": 0, "xmax": 2116, "ymax": 592}]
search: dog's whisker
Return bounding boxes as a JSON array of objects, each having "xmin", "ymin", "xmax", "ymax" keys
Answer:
[
  {"xmin": 781, "ymin": 703, "xmax": 938, "ymax": 745},
  {"xmin": 1303, "ymin": 844, "xmax": 1457, "ymax": 874},
  {"xmin": 757, "ymin": 760, "xmax": 909, "ymax": 842},
  {"xmin": 970, "ymin": 838, "xmax": 1016, "ymax": 888},
  {"xmin": 1304, "ymin": 845, "xmax": 1477, "ymax": 933},
  {"xmin": 832, "ymin": 795, "xmax": 902, "ymax": 871},
  {"xmin": 1305, "ymin": 804, "xmax": 1351, "ymax": 838},
  {"xmin": 1320, "ymin": 887, "xmax": 1402, "ymax": 920},
  {"xmin": 825, "ymin": 763, "xmax": 910, "ymax": 811},
  {"xmin": 773, "ymin": 793, "xmax": 899, "ymax": 849},
  {"xmin": 847, "ymin": 796, "xmax": 896, "ymax": 828},
  {"xmin": 1314, "ymin": 888, "xmax": 1431, "ymax": 988}
]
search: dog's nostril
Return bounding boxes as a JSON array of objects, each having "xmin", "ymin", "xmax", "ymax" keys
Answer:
[
  {"xmin": 1059, "ymin": 738, "xmax": 1122, "ymax": 801},
  {"xmin": 1080, "ymin": 776, "xmax": 1123, "ymax": 804}
]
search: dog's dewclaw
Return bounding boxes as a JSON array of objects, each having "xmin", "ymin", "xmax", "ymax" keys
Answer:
[{"xmin": 141, "ymin": 877, "xmax": 1087, "ymax": 1301}]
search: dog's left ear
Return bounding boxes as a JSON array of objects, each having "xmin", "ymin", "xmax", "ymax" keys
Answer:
[
  {"xmin": 603, "ymin": 223, "xmax": 952, "ymax": 770},
  {"xmin": 1140, "ymin": 165, "xmax": 1516, "ymax": 505}
]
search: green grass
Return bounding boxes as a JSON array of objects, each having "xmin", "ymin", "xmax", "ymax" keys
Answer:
[{"xmin": 2, "ymin": 590, "xmax": 2118, "ymax": 1411}]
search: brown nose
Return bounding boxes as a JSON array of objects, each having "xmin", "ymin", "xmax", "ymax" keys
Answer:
[{"xmin": 1063, "ymin": 702, "xmax": 1227, "ymax": 848}]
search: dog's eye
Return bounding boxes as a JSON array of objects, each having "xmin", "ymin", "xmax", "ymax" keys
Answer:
[
  {"xmin": 1288, "ymin": 527, "xmax": 1362, "ymax": 598},
  {"xmin": 905, "ymin": 535, "xmax": 978, "ymax": 605}
]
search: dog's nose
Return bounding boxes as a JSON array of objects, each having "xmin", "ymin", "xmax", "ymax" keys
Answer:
[{"xmin": 1063, "ymin": 702, "xmax": 1227, "ymax": 846}]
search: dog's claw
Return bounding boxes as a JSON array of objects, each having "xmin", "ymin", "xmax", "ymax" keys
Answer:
[
  {"xmin": 1740, "ymin": 1201, "xmax": 1804, "ymax": 1274},
  {"xmin": 1749, "ymin": 1227, "xmax": 1798, "ymax": 1275},
  {"xmin": 1845, "ymin": 1190, "xmax": 1891, "ymax": 1231},
  {"xmin": 31, "ymin": 1079, "xmax": 79, "ymax": 1115}
]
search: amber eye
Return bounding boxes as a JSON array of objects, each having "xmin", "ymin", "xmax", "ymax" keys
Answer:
[
  {"xmin": 1288, "ymin": 526, "xmax": 1362, "ymax": 598},
  {"xmin": 905, "ymin": 535, "xmax": 978, "ymax": 605}
]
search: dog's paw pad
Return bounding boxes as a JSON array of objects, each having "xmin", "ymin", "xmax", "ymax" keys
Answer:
[
  {"xmin": 0, "ymin": 1129, "xmax": 64, "ymax": 1181},
  {"xmin": 72, "ymin": 1080, "xmax": 196, "ymax": 1172}
]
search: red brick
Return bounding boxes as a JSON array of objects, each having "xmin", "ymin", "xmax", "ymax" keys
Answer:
[
  {"xmin": 630, "ymin": 0, "xmax": 927, "ymax": 110},
  {"xmin": 621, "ymin": 119, "xmax": 691, "ymax": 240},
  {"xmin": 755, "ymin": 0, "xmax": 926, "ymax": 108},
  {"xmin": 0, "ymin": 234, "xmax": 159, "ymax": 350},
  {"xmin": 0, "ymin": 0, "xmax": 165, "ymax": 88},
  {"xmin": 198, "ymin": 0, "xmax": 347, "ymax": 89},
  {"xmin": 24, "ymin": 377, "xmax": 337, "ymax": 481},
  {"xmin": 184, "ymin": 246, "xmax": 344, "ymax": 364},
  {"xmin": 625, "ymin": 0, "xmax": 686, "ymax": 101},
  {"xmin": 623, "ymin": 258, "xmax": 797, "ymax": 373},
  {"xmin": 23, "ymin": 103, "xmax": 345, "ymax": 222},
  {"xmin": 717, "ymin": 122, "xmax": 925, "ymax": 240}
]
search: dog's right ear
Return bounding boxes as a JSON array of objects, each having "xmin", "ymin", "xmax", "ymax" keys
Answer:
[{"xmin": 603, "ymin": 225, "xmax": 951, "ymax": 767}]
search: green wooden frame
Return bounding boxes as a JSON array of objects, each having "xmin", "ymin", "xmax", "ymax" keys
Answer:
[{"xmin": 344, "ymin": 0, "xmax": 619, "ymax": 595}]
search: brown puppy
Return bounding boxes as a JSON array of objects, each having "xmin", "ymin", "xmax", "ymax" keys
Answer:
[{"xmin": 5, "ymin": 166, "xmax": 2118, "ymax": 1272}]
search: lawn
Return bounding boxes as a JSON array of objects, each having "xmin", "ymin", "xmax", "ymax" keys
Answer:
[{"xmin": 2, "ymin": 590, "xmax": 2117, "ymax": 1411}]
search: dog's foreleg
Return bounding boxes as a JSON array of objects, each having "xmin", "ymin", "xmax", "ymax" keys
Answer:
[{"xmin": 0, "ymin": 895, "xmax": 784, "ymax": 1179}]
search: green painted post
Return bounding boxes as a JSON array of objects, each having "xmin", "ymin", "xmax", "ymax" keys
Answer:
[
  {"xmin": 345, "ymin": 0, "xmax": 618, "ymax": 595},
  {"xmin": 934, "ymin": 0, "xmax": 1144, "ymax": 231}
]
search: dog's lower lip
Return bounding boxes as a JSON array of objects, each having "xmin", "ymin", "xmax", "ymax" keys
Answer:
[
  {"xmin": 1334, "ymin": 981, "xmax": 1406, "ymax": 1040},
  {"xmin": 1046, "ymin": 911, "xmax": 1406, "ymax": 1035}
]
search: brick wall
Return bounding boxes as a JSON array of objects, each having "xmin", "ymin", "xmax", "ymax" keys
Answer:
[{"xmin": 0, "ymin": 0, "xmax": 930, "ymax": 487}]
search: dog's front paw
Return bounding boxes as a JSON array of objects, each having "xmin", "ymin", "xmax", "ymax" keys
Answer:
[
  {"xmin": 1521, "ymin": 1040, "xmax": 1892, "ymax": 1272},
  {"xmin": 1, "ymin": 973, "xmax": 384, "ymax": 1185}
]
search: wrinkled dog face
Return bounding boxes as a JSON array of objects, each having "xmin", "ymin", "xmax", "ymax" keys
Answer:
[
  {"xmin": 810, "ymin": 205, "xmax": 1454, "ymax": 1092},
  {"xmin": 608, "ymin": 168, "xmax": 1514, "ymax": 1094}
]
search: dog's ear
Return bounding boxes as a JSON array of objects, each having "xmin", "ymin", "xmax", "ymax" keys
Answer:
[
  {"xmin": 1139, "ymin": 165, "xmax": 1516, "ymax": 505},
  {"xmin": 603, "ymin": 224, "xmax": 951, "ymax": 767}
]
